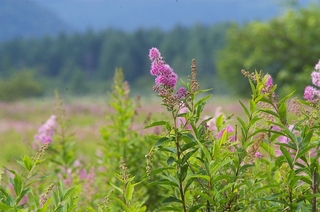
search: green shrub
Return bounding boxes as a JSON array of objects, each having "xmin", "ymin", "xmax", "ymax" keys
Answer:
[{"xmin": 0, "ymin": 70, "xmax": 43, "ymax": 101}]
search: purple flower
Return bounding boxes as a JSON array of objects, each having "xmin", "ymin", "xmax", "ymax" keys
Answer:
[
  {"xmin": 149, "ymin": 47, "xmax": 161, "ymax": 61},
  {"xmin": 265, "ymin": 74, "xmax": 273, "ymax": 87},
  {"xmin": 175, "ymin": 87, "xmax": 187, "ymax": 99},
  {"xmin": 33, "ymin": 115, "xmax": 56, "ymax": 149},
  {"xmin": 303, "ymin": 86, "xmax": 319, "ymax": 101},
  {"xmin": 149, "ymin": 47, "xmax": 179, "ymax": 92},
  {"xmin": 311, "ymin": 71, "xmax": 320, "ymax": 87}
]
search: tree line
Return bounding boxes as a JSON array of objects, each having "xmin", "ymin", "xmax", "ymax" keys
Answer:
[{"xmin": 0, "ymin": 23, "xmax": 230, "ymax": 96}]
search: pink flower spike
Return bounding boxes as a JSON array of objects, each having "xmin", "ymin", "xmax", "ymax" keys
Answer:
[
  {"xmin": 265, "ymin": 74, "xmax": 273, "ymax": 87},
  {"xmin": 33, "ymin": 115, "xmax": 56, "ymax": 149},
  {"xmin": 149, "ymin": 47, "xmax": 161, "ymax": 61}
]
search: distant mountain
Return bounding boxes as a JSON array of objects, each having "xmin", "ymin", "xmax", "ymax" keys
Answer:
[
  {"xmin": 36, "ymin": 0, "xmax": 313, "ymax": 32},
  {"xmin": 0, "ymin": 0, "xmax": 73, "ymax": 41}
]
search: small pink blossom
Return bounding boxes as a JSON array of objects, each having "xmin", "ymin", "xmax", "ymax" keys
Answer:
[
  {"xmin": 265, "ymin": 74, "xmax": 273, "ymax": 87},
  {"xmin": 149, "ymin": 47, "xmax": 161, "ymax": 61},
  {"xmin": 254, "ymin": 151, "xmax": 262, "ymax": 159},
  {"xmin": 311, "ymin": 71, "xmax": 320, "ymax": 87},
  {"xmin": 303, "ymin": 86, "xmax": 320, "ymax": 102},
  {"xmin": 175, "ymin": 87, "xmax": 187, "ymax": 99}
]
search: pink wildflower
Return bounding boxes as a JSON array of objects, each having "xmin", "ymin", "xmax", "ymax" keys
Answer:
[
  {"xmin": 149, "ymin": 47, "xmax": 178, "ymax": 93},
  {"xmin": 149, "ymin": 47, "xmax": 161, "ymax": 61},
  {"xmin": 33, "ymin": 115, "xmax": 56, "ymax": 149},
  {"xmin": 311, "ymin": 71, "xmax": 320, "ymax": 87},
  {"xmin": 175, "ymin": 87, "xmax": 187, "ymax": 99},
  {"xmin": 262, "ymin": 74, "xmax": 274, "ymax": 94},
  {"xmin": 254, "ymin": 151, "xmax": 262, "ymax": 159},
  {"xmin": 303, "ymin": 86, "xmax": 320, "ymax": 102},
  {"xmin": 265, "ymin": 74, "xmax": 273, "ymax": 87}
]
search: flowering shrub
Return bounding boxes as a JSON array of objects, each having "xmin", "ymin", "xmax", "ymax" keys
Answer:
[{"xmin": 0, "ymin": 48, "xmax": 320, "ymax": 211}]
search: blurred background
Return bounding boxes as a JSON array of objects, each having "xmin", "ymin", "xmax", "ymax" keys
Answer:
[{"xmin": 0, "ymin": 0, "xmax": 319, "ymax": 101}]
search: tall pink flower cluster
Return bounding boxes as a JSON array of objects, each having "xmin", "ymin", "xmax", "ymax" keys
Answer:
[
  {"xmin": 149, "ymin": 47, "xmax": 187, "ymax": 99},
  {"xmin": 33, "ymin": 115, "xmax": 56, "ymax": 149},
  {"xmin": 303, "ymin": 59, "xmax": 320, "ymax": 102}
]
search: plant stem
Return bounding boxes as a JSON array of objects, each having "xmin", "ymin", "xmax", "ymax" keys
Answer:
[
  {"xmin": 173, "ymin": 112, "xmax": 187, "ymax": 212},
  {"xmin": 312, "ymin": 168, "xmax": 317, "ymax": 212}
]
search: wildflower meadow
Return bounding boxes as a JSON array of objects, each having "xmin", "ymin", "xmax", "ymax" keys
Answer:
[{"xmin": 1, "ymin": 47, "xmax": 320, "ymax": 211}]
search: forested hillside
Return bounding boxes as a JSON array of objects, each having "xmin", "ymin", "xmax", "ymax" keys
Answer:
[{"xmin": 0, "ymin": 24, "xmax": 231, "ymax": 96}]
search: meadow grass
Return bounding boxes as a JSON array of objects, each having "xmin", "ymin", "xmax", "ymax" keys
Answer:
[{"xmin": 0, "ymin": 95, "xmax": 243, "ymax": 167}]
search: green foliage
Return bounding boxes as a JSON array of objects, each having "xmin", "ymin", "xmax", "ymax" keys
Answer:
[
  {"xmin": 0, "ymin": 70, "xmax": 43, "ymax": 101},
  {"xmin": 217, "ymin": 4, "xmax": 320, "ymax": 96}
]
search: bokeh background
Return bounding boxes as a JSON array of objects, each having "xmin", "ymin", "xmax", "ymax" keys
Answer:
[{"xmin": 1, "ymin": 0, "xmax": 319, "ymax": 101}]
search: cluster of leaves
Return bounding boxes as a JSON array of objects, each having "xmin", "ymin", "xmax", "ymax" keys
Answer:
[{"xmin": 146, "ymin": 61, "xmax": 320, "ymax": 211}]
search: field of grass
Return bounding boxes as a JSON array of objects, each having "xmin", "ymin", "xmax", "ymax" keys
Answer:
[{"xmin": 0, "ymin": 95, "xmax": 244, "ymax": 167}]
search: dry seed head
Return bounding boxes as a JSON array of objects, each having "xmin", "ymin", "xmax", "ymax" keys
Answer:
[{"xmin": 190, "ymin": 59, "xmax": 200, "ymax": 93}]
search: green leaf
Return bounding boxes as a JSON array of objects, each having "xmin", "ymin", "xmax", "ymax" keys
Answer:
[
  {"xmin": 13, "ymin": 173, "xmax": 23, "ymax": 197},
  {"xmin": 62, "ymin": 187, "xmax": 76, "ymax": 201},
  {"xmin": 23, "ymin": 156, "xmax": 33, "ymax": 171},
  {"xmin": 124, "ymin": 181, "xmax": 134, "ymax": 203},
  {"xmin": 181, "ymin": 149, "xmax": 197, "ymax": 164},
  {"xmin": 86, "ymin": 207, "xmax": 96, "ymax": 212},
  {"xmin": 280, "ymin": 146, "xmax": 293, "ymax": 169},
  {"xmin": 0, "ymin": 202, "xmax": 13, "ymax": 210},
  {"xmin": 188, "ymin": 204, "xmax": 203, "ymax": 212},
  {"xmin": 16, "ymin": 188, "xmax": 30, "ymax": 206},
  {"xmin": 145, "ymin": 121, "xmax": 170, "ymax": 129},
  {"xmin": 167, "ymin": 156, "xmax": 175, "ymax": 166},
  {"xmin": 239, "ymin": 164, "xmax": 255, "ymax": 173},
  {"xmin": 154, "ymin": 137, "xmax": 170, "ymax": 147},
  {"xmin": 238, "ymin": 100, "xmax": 250, "ymax": 119},
  {"xmin": 178, "ymin": 164, "xmax": 188, "ymax": 182},
  {"xmin": 162, "ymin": 196, "xmax": 182, "ymax": 204},
  {"xmin": 278, "ymin": 101, "xmax": 287, "ymax": 125},
  {"xmin": 210, "ymin": 159, "xmax": 232, "ymax": 175},
  {"xmin": 110, "ymin": 182, "xmax": 123, "ymax": 194}
]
